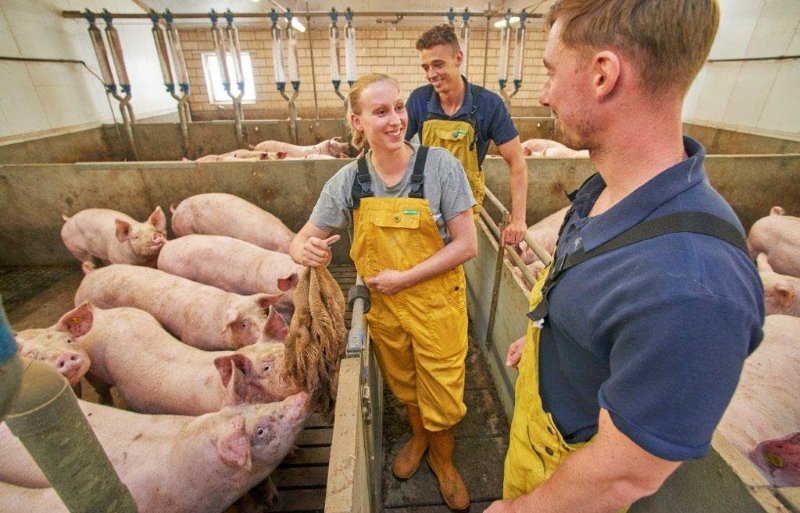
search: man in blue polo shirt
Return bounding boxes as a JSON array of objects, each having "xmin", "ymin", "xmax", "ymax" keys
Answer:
[
  {"xmin": 406, "ymin": 24, "xmax": 528, "ymax": 246},
  {"xmin": 486, "ymin": 1, "xmax": 765, "ymax": 512}
]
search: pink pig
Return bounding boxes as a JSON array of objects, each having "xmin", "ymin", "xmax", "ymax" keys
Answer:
[
  {"xmin": 0, "ymin": 393, "xmax": 310, "ymax": 513},
  {"xmin": 74, "ymin": 264, "xmax": 283, "ymax": 350},
  {"xmin": 516, "ymin": 206, "xmax": 569, "ymax": 265},
  {"xmin": 757, "ymin": 253, "xmax": 800, "ymax": 317},
  {"xmin": 75, "ymin": 305, "xmax": 295, "ymax": 415},
  {"xmin": 13, "ymin": 303, "xmax": 93, "ymax": 387},
  {"xmin": 158, "ymin": 234, "xmax": 302, "ymax": 321},
  {"xmin": 748, "ymin": 206, "xmax": 800, "ymax": 277},
  {"xmin": 170, "ymin": 193, "xmax": 295, "ymax": 254},
  {"xmin": 61, "ymin": 207, "xmax": 166, "ymax": 273},
  {"xmin": 251, "ymin": 136, "xmax": 350, "ymax": 158}
]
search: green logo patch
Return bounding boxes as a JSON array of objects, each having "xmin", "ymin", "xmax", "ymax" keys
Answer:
[
  {"xmin": 403, "ymin": 209, "xmax": 418, "ymax": 215},
  {"xmin": 452, "ymin": 128, "xmax": 468, "ymax": 139}
]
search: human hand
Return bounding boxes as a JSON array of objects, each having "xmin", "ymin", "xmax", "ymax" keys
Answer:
[
  {"xmin": 365, "ymin": 269, "xmax": 408, "ymax": 295},
  {"xmin": 300, "ymin": 235, "xmax": 340, "ymax": 267},
  {"xmin": 505, "ymin": 336, "xmax": 526, "ymax": 368},
  {"xmin": 502, "ymin": 219, "xmax": 527, "ymax": 246}
]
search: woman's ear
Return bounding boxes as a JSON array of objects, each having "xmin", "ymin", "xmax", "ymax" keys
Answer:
[{"xmin": 350, "ymin": 112, "xmax": 363, "ymax": 131}]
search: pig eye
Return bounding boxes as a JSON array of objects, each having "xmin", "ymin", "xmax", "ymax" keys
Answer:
[
  {"xmin": 262, "ymin": 364, "xmax": 271, "ymax": 372},
  {"xmin": 66, "ymin": 338, "xmax": 74, "ymax": 345},
  {"xmin": 256, "ymin": 426, "xmax": 267, "ymax": 438}
]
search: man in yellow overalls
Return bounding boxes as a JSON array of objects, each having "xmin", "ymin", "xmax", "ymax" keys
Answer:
[
  {"xmin": 291, "ymin": 74, "xmax": 478, "ymax": 511},
  {"xmin": 406, "ymin": 24, "xmax": 529, "ymax": 246},
  {"xmin": 486, "ymin": 1, "xmax": 765, "ymax": 512}
]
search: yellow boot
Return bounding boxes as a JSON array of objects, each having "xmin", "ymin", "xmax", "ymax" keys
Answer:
[
  {"xmin": 392, "ymin": 405, "xmax": 429, "ymax": 479},
  {"xmin": 427, "ymin": 428, "xmax": 470, "ymax": 510}
]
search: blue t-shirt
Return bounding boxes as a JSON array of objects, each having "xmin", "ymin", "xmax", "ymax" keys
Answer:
[
  {"xmin": 405, "ymin": 78, "xmax": 519, "ymax": 166},
  {"xmin": 538, "ymin": 136, "xmax": 764, "ymax": 461}
]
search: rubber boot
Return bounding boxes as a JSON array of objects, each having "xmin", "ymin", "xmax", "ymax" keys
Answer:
[
  {"xmin": 427, "ymin": 428, "xmax": 470, "ymax": 510},
  {"xmin": 392, "ymin": 405, "xmax": 429, "ymax": 479}
]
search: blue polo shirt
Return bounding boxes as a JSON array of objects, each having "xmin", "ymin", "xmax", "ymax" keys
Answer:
[
  {"xmin": 405, "ymin": 78, "xmax": 519, "ymax": 166},
  {"xmin": 538, "ymin": 137, "xmax": 764, "ymax": 461}
]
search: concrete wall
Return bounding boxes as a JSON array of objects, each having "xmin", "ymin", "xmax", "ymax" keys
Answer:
[
  {"xmin": 0, "ymin": 1, "xmax": 175, "ymax": 145},
  {"xmin": 2, "ymin": 154, "xmax": 799, "ymax": 266},
  {"xmin": 683, "ymin": 0, "xmax": 800, "ymax": 142}
]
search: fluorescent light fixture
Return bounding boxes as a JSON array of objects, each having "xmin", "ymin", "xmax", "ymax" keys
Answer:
[
  {"xmin": 290, "ymin": 17, "xmax": 306, "ymax": 32},
  {"xmin": 494, "ymin": 16, "xmax": 520, "ymax": 29}
]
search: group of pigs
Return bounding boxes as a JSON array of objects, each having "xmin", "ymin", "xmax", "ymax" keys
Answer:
[
  {"xmin": 191, "ymin": 137, "xmax": 352, "ymax": 162},
  {"xmin": 1, "ymin": 193, "xmax": 318, "ymax": 513},
  {"xmin": 515, "ymin": 205, "xmax": 800, "ymax": 488}
]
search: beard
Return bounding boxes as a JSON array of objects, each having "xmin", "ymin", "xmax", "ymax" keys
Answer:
[{"xmin": 553, "ymin": 106, "xmax": 597, "ymax": 152}]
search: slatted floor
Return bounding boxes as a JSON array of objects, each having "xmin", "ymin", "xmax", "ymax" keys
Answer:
[{"xmin": 0, "ymin": 264, "xmax": 510, "ymax": 513}]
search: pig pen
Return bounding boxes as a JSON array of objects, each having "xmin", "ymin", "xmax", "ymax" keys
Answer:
[{"xmin": 1, "ymin": 144, "xmax": 800, "ymax": 512}]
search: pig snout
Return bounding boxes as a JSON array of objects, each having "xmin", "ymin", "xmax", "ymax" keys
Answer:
[
  {"xmin": 55, "ymin": 351, "xmax": 89, "ymax": 386},
  {"xmin": 150, "ymin": 232, "xmax": 166, "ymax": 249}
]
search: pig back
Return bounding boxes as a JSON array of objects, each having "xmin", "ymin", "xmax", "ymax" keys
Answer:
[
  {"xmin": 170, "ymin": 193, "xmax": 294, "ymax": 253},
  {"xmin": 74, "ymin": 264, "xmax": 266, "ymax": 350},
  {"xmin": 717, "ymin": 315, "xmax": 800, "ymax": 458}
]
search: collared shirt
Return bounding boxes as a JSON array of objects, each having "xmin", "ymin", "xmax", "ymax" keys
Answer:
[
  {"xmin": 539, "ymin": 136, "xmax": 764, "ymax": 460},
  {"xmin": 405, "ymin": 77, "xmax": 519, "ymax": 165}
]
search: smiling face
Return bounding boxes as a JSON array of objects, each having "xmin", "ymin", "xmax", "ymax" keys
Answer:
[
  {"xmin": 538, "ymin": 18, "xmax": 598, "ymax": 152},
  {"xmin": 350, "ymin": 79, "xmax": 408, "ymax": 154},
  {"xmin": 419, "ymin": 43, "xmax": 463, "ymax": 95}
]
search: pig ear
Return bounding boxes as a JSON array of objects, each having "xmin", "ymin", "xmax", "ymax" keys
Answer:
[
  {"xmin": 277, "ymin": 272, "xmax": 299, "ymax": 292},
  {"xmin": 217, "ymin": 415, "xmax": 252, "ymax": 469},
  {"xmin": 523, "ymin": 146, "xmax": 532, "ymax": 157},
  {"xmin": 148, "ymin": 206, "xmax": 167, "ymax": 232},
  {"xmin": 756, "ymin": 253, "xmax": 774, "ymax": 273},
  {"xmin": 253, "ymin": 293, "xmax": 282, "ymax": 310},
  {"xmin": 774, "ymin": 283, "xmax": 795, "ymax": 308},
  {"xmin": 276, "ymin": 151, "xmax": 288, "ymax": 160},
  {"xmin": 263, "ymin": 308, "xmax": 289, "ymax": 342},
  {"xmin": 215, "ymin": 354, "xmax": 253, "ymax": 406},
  {"xmin": 115, "ymin": 219, "xmax": 132, "ymax": 242},
  {"xmin": 56, "ymin": 302, "xmax": 94, "ymax": 337}
]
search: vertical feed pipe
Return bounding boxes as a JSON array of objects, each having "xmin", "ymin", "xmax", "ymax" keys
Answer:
[
  {"xmin": 102, "ymin": 10, "xmax": 130, "ymax": 94},
  {"xmin": 150, "ymin": 12, "xmax": 175, "ymax": 93},
  {"xmin": 5, "ymin": 357, "xmax": 138, "ymax": 513},
  {"xmin": 0, "ymin": 296, "xmax": 22, "ymax": 421},
  {"xmin": 344, "ymin": 9, "xmax": 357, "ymax": 87},
  {"xmin": 85, "ymin": 11, "xmax": 115, "ymax": 92},
  {"xmin": 460, "ymin": 10, "xmax": 470, "ymax": 79},
  {"xmin": 510, "ymin": 11, "xmax": 527, "ymax": 97}
]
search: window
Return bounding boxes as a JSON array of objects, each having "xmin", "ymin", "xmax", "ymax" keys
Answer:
[{"xmin": 202, "ymin": 52, "xmax": 256, "ymax": 104}]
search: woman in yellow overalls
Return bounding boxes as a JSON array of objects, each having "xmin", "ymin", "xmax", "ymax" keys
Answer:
[{"xmin": 289, "ymin": 73, "xmax": 478, "ymax": 511}]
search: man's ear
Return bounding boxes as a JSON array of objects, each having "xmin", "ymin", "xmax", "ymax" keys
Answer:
[
  {"xmin": 455, "ymin": 49, "xmax": 464, "ymax": 67},
  {"xmin": 592, "ymin": 50, "xmax": 621, "ymax": 102}
]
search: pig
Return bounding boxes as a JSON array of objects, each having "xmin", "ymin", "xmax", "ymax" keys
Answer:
[
  {"xmin": 194, "ymin": 149, "xmax": 289, "ymax": 162},
  {"xmin": 516, "ymin": 206, "xmax": 569, "ymax": 265},
  {"xmin": 75, "ymin": 304, "xmax": 295, "ymax": 415},
  {"xmin": 170, "ymin": 192, "xmax": 295, "ymax": 254},
  {"xmin": 61, "ymin": 207, "xmax": 167, "ymax": 273},
  {"xmin": 74, "ymin": 264, "xmax": 283, "ymax": 350},
  {"xmin": 521, "ymin": 138, "xmax": 589, "ymax": 158},
  {"xmin": 751, "ymin": 431, "xmax": 800, "ymax": 487},
  {"xmin": 251, "ymin": 136, "xmax": 350, "ymax": 158},
  {"xmin": 757, "ymin": 253, "xmax": 800, "ymax": 317},
  {"xmin": 748, "ymin": 206, "xmax": 800, "ymax": 277},
  {"xmin": 717, "ymin": 315, "xmax": 800, "ymax": 471},
  {"xmin": 13, "ymin": 303, "xmax": 93, "ymax": 388},
  {"xmin": 158, "ymin": 234, "xmax": 302, "ymax": 321},
  {"xmin": 0, "ymin": 393, "xmax": 310, "ymax": 513}
]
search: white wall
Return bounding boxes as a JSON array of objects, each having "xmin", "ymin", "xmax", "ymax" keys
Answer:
[
  {"xmin": 0, "ymin": 0, "xmax": 175, "ymax": 144},
  {"xmin": 683, "ymin": 0, "xmax": 800, "ymax": 141}
]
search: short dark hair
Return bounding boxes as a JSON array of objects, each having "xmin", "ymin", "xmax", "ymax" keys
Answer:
[{"xmin": 416, "ymin": 24, "xmax": 460, "ymax": 54}]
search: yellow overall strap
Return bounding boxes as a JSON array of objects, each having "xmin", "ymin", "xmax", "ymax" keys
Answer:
[{"xmin": 421, "ymin": 118, "xmax": 483, "ymax": 218}]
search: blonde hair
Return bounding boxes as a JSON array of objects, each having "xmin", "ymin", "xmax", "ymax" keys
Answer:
[
  {"xmin": 347, "ymin": 73, "xmax": 401, "ymax": 154},
  {"xmin": 547, "ymin": 0, "xmax": 719, "ymax": 97}
]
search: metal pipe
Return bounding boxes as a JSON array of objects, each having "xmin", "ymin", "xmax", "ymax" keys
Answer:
[
  {"xmin": 485, "ymin": 209, "xmax": 510, "ymax": 349},
  {"xmin": 64, "ymin": 9, "xmax": 545, "ymax": 21},
  {"xmin": 484, "ymin": 187, "xmax": 552, "ymax": 266},
  {"xmin": 0, "ymin": 296, "xmax": 22, "ymax": 421},
  {"xmin": 149, "ymin": 11, "xmax": 174, "ymax": 93},
  {"xmin": 482, "ymin": 4, "xmax": 491, "ymax": 88},
  {"xmin": 102, "ymin": 10, "xmax": 130, "ymax": 93},
  {"xmin": 498, "ymin": 10, "xmax": 512, "ymax": 107},
  {"xmin": 344, "ymin": 8, "xmax": 357, "ymax": 87},
  {"xmin": 509, "ymin": 11, "xmax": 527, "ymax": 98},
  {"xmin": 305, "ymin": 2, "xmax": 320, "ymax": 122},
  {"xmin": 460, "ymin": 9, "xmax": 471, "ymax": 79},
  {"xmin": 5, "ymin": 357, "xmax": 139, "ymax": 513},
  {"xmin": 85, "ymin": 12, "xmax": 115, "ymax": 92},
  {"xmin": 164, "ymin": 10, "xmax": 192, "ymax": 157},
  {"xmin": 328, "ymin": 9, "xmax": 346, "ymax": 109},
  {"xmin": 346, "ymin": 275, "xmax": 368, "ymax": 357}
]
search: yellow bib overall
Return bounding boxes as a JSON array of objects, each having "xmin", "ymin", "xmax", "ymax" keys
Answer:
[
  {"xmin": 503, "ymin": 264, "xmax": 590, "ymax": 498},
  {"xmin": 422, "ymin": 118, "xmax": 484, "ymax": 219},
  {"xmin": 350, "ymin": 193, "xmax": 468, "ymax": 432}
]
